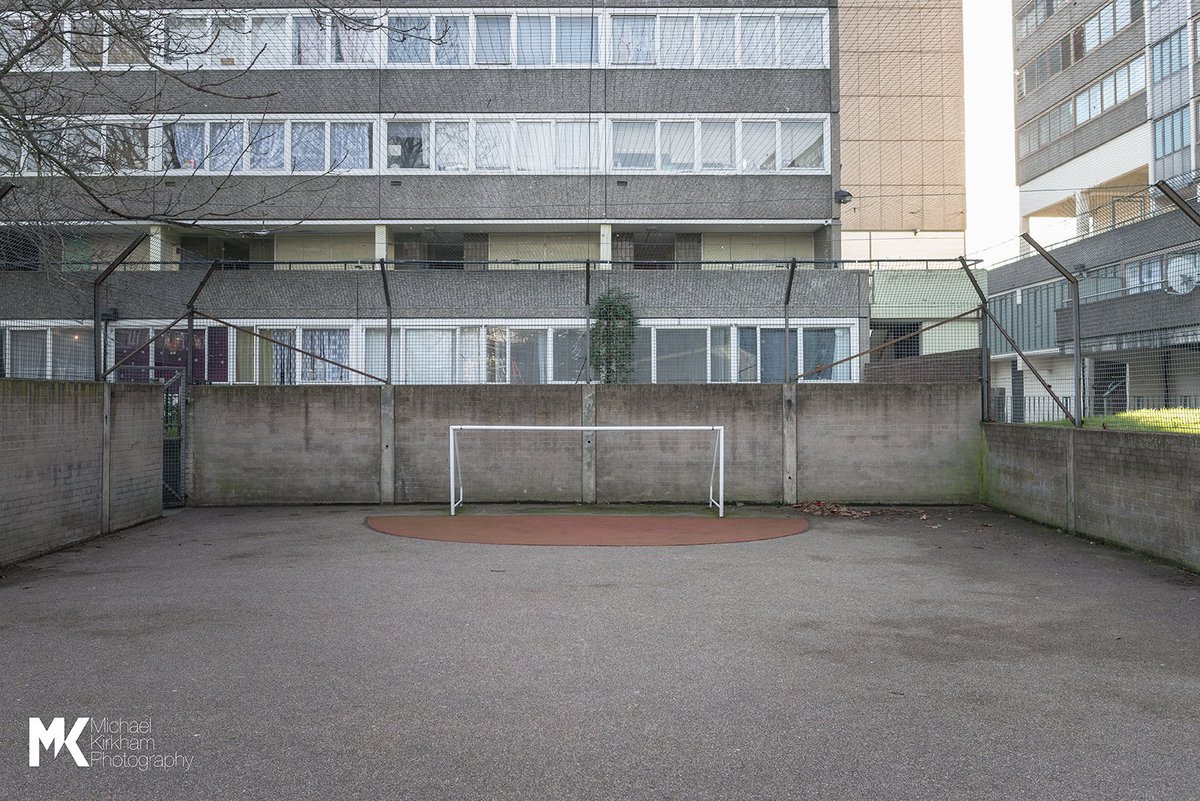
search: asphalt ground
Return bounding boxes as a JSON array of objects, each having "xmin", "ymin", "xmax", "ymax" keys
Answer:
[{"xmin": 1, "ymin": 504, "xmax": 1198, "ymax": 801}]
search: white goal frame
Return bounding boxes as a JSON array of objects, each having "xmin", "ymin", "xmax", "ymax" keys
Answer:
[{"xmin": 449, "ymin": 425, "xmax": 725, "ymax": 517}]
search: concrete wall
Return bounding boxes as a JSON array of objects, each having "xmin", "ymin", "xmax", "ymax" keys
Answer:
[
  {"xmin": 795, "ymin": 383, "xmax": 981, "ymax": 504},
  {"xmin": 188, "ymin": 383, "xmax": 983, "ymax": 507},
  {"xmin": 188, "ymin": 385, "xmax": 382, "ymax": 504},
  {"xmin": 0, "ymin": 380, "xmax": 161, "ymax": 566},
  {"xmin": 983, "ymin": 423, "xmax": 1200, "ymax": 570}
]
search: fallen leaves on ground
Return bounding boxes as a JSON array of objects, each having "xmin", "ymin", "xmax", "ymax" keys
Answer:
[{"xmin": 791, "ymin": 501, "xmax": 871, "ymax": 518}]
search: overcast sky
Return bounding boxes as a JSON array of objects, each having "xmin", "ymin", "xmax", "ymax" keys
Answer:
[{"xmin": 962, "ymin": 2, "xmax": 1020, "ymax": 262}]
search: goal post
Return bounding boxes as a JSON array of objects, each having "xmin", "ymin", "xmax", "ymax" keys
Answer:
[{"xmin": 449, "ymin": 425, "xmax": 725, "ymax": 517}]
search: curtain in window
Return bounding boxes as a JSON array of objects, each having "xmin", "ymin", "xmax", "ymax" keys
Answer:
[
  {"xmin": 475, "ymin": 16, "xmax": 510, "ymax": 64},
  {"xmin": 740, "ymin": 16, "xmax": 776, "ymax": 66},
  {"xmin": 555, "ymin": 122, "xmax": 597, "ymax": 171},
  {"xmin": 302, "ymin": 329, "xmax": 349, "ymax": 382},
  {"xmin": 293, "ymin": 17, "xmax": 326, "ymax": 65},
  {"xmin": 803, "ymin": 328, "xmax": 848, "ymax": 381},
  {"xmin": 760, "ymin": 328, "xmax": 798, "ymax": 383},
  {"xmin": 742, "ymin": 122, "xmax": 776, "ymax": 171},
  {"xmin": 556, "ymin": 16, "xmax": 597, "ymax": 64},
  {"xmin": 475, "ymin": 122, "xmax": 511, "ymax": 169},
  {"xmin": 612, "ymin": 121, "xmax": 655, "ymax": 169},
  {"xmin": 515, "ymin": 122, "xmax": 553, "ymax": 172},
  {"xmin": 251, "ymin": 17, "xmax": 288, "ymax": 65},
  {"xmin": 406, "ymin": 329, "xmax": 454, "ymax": 384},
  {"xmin": 700, "ymin": 121, "xmax": 735, "ymax": 169},
  {"xmin": 516, "ymin": 16, "xmax": 550, "ymax": 65},
  {"xmin": 334, "ymin": 17, "xmax": 373, "ymax": 63},
  {"xmin": 114, "ymin": 328, "xmax": 150, "ymax": 382},
  {"xmin": 259, "ymin": 329, "xmax": 295, "ymax": 385},
  {"xmin": 435, "ymin": 122, "xmax": 469, "ymax": 171},
  {"xmin": 660, "ymin": 17, "xmax": 693, "ymax": 66},
  {"xmin": 508, "ymin": 329, "xmax": 547, "ymax": 384},
  {"xmin": 387, "ymin": 16, "xmax": 430, "ymax": 63},
  {"xmin": 249, "ymin": 123, "xmax": 284, "ymax": 169},
  {"xmin": 291, "ymin": 122, "xmax": 325, "ymax": 171},
  {"xmin": 330, "ymin": 122, "xmax": 370, "ymax": 169},
  {"xmin": 781, "ymin": 122, "xmax": 824, "ymax": 169},
  {"xmin": 207, "ymin": 121, "xmax": 243, "ymax": 172},
  {"xmin": 699, "ymin": 16, "xmax": 735, "ymax": 66},
  {"xmin": 435, "ymin": 16, "xmax": 467, "ymax": 65},
  {"xmin": 387, "ymin": 122, "xmax": 428, "ymax": 168},
  {"xmin": 163, "ymin": 122, "xmax": 205, "ymax": 170},
  {"xmin": 11, "ymin": 329, "xmax": 47, "ymax": 378},
  {"xmin": 660, "ymin": 122, "xmax": 694, "ymax": 172},
  {"xmin": 612, "ymin": 16, "xmax": 654, "ymax": 64},
  {"xmin": 365, "ymin": 328, "xmax": 402, "ymax": 382}
]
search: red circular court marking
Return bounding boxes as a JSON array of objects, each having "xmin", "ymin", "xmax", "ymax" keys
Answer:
[{"xmin": 364, "ymin": 514, "xmax": 809, "ymax": 546}]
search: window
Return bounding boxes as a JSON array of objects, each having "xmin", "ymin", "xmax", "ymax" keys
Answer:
[
  {"xmin": 742, "ymin": 122, "xmax": 776, "ymax": 171},
  {"xmin": 556, "ymin": 16, "xmax": 597, "ymax": 64},
  {"xmin": 740, "ymin": 15, "xmax": 776, "ymax": 66},
  {"xmin": 301, "ymin": 329, "xmax": 349, "ymax": 383},
  {"xmin": 613, "ymin": 121, "xmax": 655, "ymax": 169},
  {"xmin": 258, "ymin": 328, "xmax": 295, "ymax": 385},
  {"xmin": 1154, "ymin": 107, "xmax": 1189, "ymax": 159},
  {"xmin": 330, "ymin": 122, "xmax": 371, "ymax": 169},
  {"xmin": 1019, "ymin": 0, "xmax": 1142, "ymax": 97},
  {"xmin": 781, "ymin": 121, "xmax": 824, "ymax": 169},
  {"xmin": 611, "ymin": 16, "xmax": 654, "ymax": 65},
  {"xmin": 365, "ymin": 328, "xmax": 402, "ymax": 382},
  {"xmin": 710, "ymin": 326, "xmax": 732, "ymax": 382},
  {"xmin": 780, "ymin": 15, "xmax": 825, "ymax": 66},
  {"xmin": 699, "ymin": 15, "xmax": 735, "ymax": 66},
  {"xmin": 436, "ymin": 16, "xmax": 468, "ymax": 65},
  {"xmin": 1151, "ymin": 28, "xmax": 1186, "ymax": 82},
  {"xmin": 333, "ymin": 17, "xmax": 374, "ymax": 64},
  {"xmin": 1016, "ymin": 0, "xmax": 1056, "ymax": 40},
  {"xmin": 660, "ymin": 122, "xmax": 694, "ymax": 172},
  {"xmin": 291, "ymin": 122, "xmax": 325, "ymax": 171},
  {"xmin": 476, "ymin": 122, "xmax": 511, "ymax": 170},
  {"xmin": 163, "ymin": 122, "xmax": 205, "ymax": 170},
  {"xmin": 660, "ymin": 17, "xmax": 694, "ymax": 66},
  {"xmin": 164, "ymin": 17, "xmax": 208, "ymax": 64},
  {"xmin": 105, "ymin": 124, "xmax": 148, "ymax": 170},
  {"xmin": 387, "ymin": 121, "xmax": 428, "ymax": 168},
  {"xmin": 515, "ymin": 122, "xmax": 553, "ymax": 172},
  {"xmin": 701, "ymin": 121, "xmax": 735, "ymax": 169},
  {"xmin": 293, "ymin": 17, "xmax": 327, "ymax": 65},
  {"xmin": 802, "ymin": 328, "xmax": 849, "ymax": 381},
  {"xmin": 71, "ymin": 17, "xmax": 104, "ymax": 66},
  {"xmin": 248, "ymin": 123, "xmax": 284, "ymax": 169},
  {"xmin": 251, "ymin": 17, "xmax": 288, "ymax": 65},
  {"xmin": 656, "ymin": 329, "xmax": 707, "ymax": 383},
  {"xmin": 1021, "ymin": 57, "xmax": 1144, "ymax": 156},
  {"xmin": 870, "ymin": 321, "xmax": 920, "ymax": 361},
  {"xmin": 51, "ymin": 328, "xmax": 93, "ymax": 380},
  {"xmin": 388, "ymin": 16, "xmax": 430, "ymax": 63},
  {"xmin": 11, "ymin": 329, "xmax": 47, "ymax": 378},
  {"xmin": 208, "ymin": 121, "xmax": 243, "ymax": 172},
  {"xmin": 475, "ymin": 16, "xmax": 511, "ymax": 65},
  {"xmin": 555, "ymin": 121, "xmax": 598, "ymax": 171},
  {"xmin": 552, "ymin": 328, "xmax": 589, "ymax": 382},
  {"xmin": 435, "ymin": 121, "xmax": 469, "ymax": 171},
  {"xmin": 516, "ymin": 16, "xmax": 550, "ymax": 65}
]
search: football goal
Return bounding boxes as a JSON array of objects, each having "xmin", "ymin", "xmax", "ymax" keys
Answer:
[{"xmin": 449, "ymin": 425, "xmax": 725, "ymax": 517}]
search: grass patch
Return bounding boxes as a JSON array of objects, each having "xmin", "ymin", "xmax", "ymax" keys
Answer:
[{"xmin": 1039, "ymin": 408, "xmax": 1200, "ymax": 434}]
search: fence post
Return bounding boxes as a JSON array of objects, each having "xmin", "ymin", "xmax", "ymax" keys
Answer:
[
  {"xmin": 957, "ymin": 257, "xmax": 990, "ymax": 421},
  {"xmin": 584, "ymin": 259, "xmax": 592, "ymax": 384},
  {"xmin": 378, "ymin": 258, "xmax": 393, "ymax": 384},
  {"xmin": 1020, "ymin": 234, "xmax": 1083, "ymax": 427},
  {"xmin": 93, "ymin": 233, "xmax": 148, "ymax": 380},
  {"xmin": 783, "ymin": 258, "xmax": 797, "ymax": 381}
]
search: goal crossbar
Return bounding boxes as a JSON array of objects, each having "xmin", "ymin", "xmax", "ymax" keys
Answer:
[{"xmin": 449, "ymin": 425, "xmax": 725, "ymax": 517}]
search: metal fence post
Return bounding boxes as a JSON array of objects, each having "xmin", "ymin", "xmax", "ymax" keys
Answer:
[
  {"xmin": 584, "ymin": 259, "xmax": 592, "ymax": 384},
  {"xmin": 1020, "ymin": 234, "xmax": 1083, "ymax": 428},
  {"xmin": 783, "ymin": 258, "xmax": 797, "ymax": 381},
  {"xmin": 93, "ymin": 233, "xmax": 148, "ymax": 380},
  {"xmin": 957, "ymin": 257, "xmax": 991, "ymax": 421},
  {"xmin": 378, "ymin": 258, "xmax": 393, "ymax": 384}
]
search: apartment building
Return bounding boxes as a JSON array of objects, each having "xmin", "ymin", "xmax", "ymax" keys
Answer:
[
  {"xmin": 991, "ymin": 0, "xmax": 1200, "ymax": 421},
  {"xmin": 0, "ymin": 3, "xmax": 839, "ymax": 269}
]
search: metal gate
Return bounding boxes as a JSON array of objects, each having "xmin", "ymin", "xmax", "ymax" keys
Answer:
[{"xmin": 160, "ymin": 368, "xmax": 186, "ymax": 508}]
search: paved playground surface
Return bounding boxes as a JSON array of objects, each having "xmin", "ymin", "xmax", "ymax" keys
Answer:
[{"xmin": 2, "ymin": 504, "xmax": 1198, "ymax": 800}]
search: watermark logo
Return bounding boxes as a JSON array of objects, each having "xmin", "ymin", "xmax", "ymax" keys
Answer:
[
  {"xmin": 29, "ymin": 717, "xmax": 90, "ymax": 767},
  {"xmin": 28, "ymin": 716, "xmax": 194, "ymax": 772}
]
